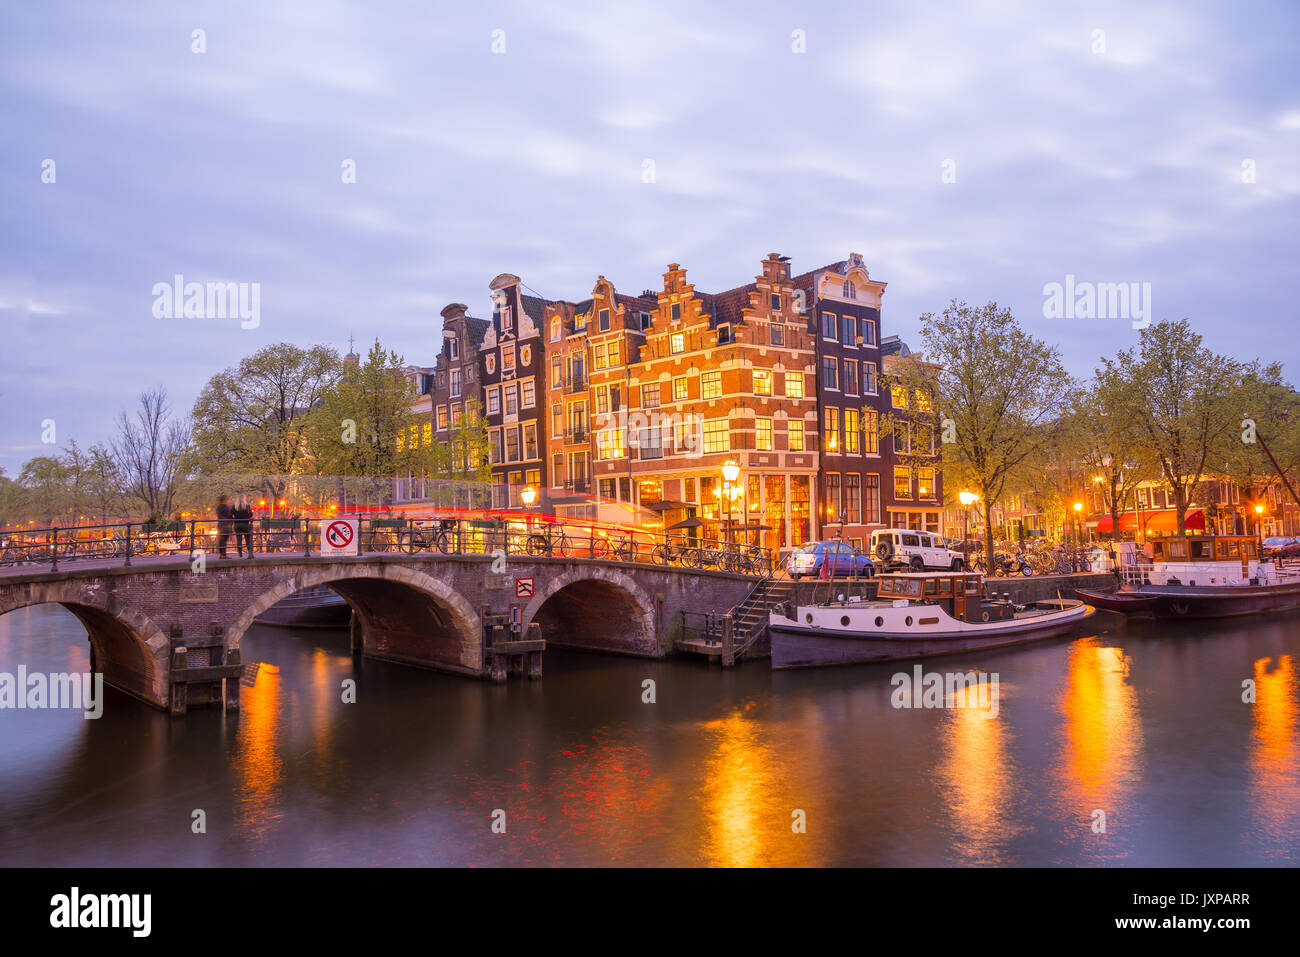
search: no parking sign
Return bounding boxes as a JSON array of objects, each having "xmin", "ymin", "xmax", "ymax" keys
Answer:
[{"xmin": 320, "ymin": 518, "xmax": 359, "ymax": 556}]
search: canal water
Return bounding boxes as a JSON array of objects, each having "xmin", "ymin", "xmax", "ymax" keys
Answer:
[{"xmin": 0, "ymin": 603, "xmax": 1297, "ymax": 866}]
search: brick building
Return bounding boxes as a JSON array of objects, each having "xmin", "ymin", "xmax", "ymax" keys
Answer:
[{"xmin": 480, "ymin": 274, "xmax": 550, "ymax": 506}]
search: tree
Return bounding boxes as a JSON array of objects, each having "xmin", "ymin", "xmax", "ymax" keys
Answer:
[
  {"xmin": 112, "ymin": 386, "xmax": 192, "ymax": 520},
  {"xmin": 892, "ymin": 300, "xmax": 1074, "ymax": 563},
  {"xmin": 1065, "ymin": 382, "xmax": 1160, "ymax": 542},
  {"xmin": 188, "ymin": 342, "xmax": 340, "ymax": 501},
  {"xmin": 18, "ymin": 455, "xmax": 73, "ymax": 525},
  {"xmin": 304, "ymin": 340, "xmax": 437, "ymax": 504},
  {"xmin": 1096, "ymin": 320, "xmax": 1250, "ymax": 535}
]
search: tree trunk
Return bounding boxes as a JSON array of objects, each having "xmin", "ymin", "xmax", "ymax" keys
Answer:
[
  {"xmin": 1175, "ymin": 486, "xmax": 1187, "ymax": 536},
  {"xmin": 984, "ymin": 499, "xmax": 995, "ymax": 571}
]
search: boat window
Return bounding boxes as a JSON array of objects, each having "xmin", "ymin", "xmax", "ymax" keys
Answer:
[
  {"xmin": 1190, "ymin": 540, "xmax": 1213, "ymax": 560},
  {"xmin": 965, "ymin": 579, "xmax": 980, "ymax": 595},
  {"xmin": 1164, "ymin": 540, "xmax": 1187, "ymax": 560},
  {"xmin": 923, "ymin": 579, "xmax": 939, "ymax": 595}
]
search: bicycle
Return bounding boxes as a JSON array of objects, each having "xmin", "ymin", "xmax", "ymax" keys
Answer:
[{"xmin": 651, "ymin": 540, "xmax": 700, "ymax": 568}]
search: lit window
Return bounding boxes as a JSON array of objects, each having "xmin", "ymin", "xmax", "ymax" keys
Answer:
[
  {"xmin": 787, "ymin": 421, "xmax": 805, "ymax": 452},
  {"xmin": 753, "ymin": 369, "xmax": 772, "ymax": 395},
  {"xmin": 891, "ymin": 384, "xmax": 908, "ymax": 408},
  {"xmin": 844, "ymin": 408, "xmax": 859, "ymax": 454},
  {"xmin": 670, "ymin": 332, "xmax": 685, "ymax": 354},
  {"xmin": 641, "ymin": 383, "xmax": 660, "ymax": 408},
  {"xmin": 437, "ymin": 405, "xmax": 449, "ymax": 429},
  {"xmin": 824, "ymin": 407, "xmax": 840, "ymax": 452},
  {"xmin": 894, "ymin": 467, "xmax": 911, "ymax": 499},
  {"xmin": 785, "ymin": 371, "xmax": 804, "ymax": 398},
  {"xmin": 672, "ymin": 376, "xmax": 688, "ymax": 401},
  {"xmin": 702, "ymin": 371, "xmax": 722, "ymax": 399},
  {"xmin": 756, "ymin": 417, "xmax": 773, "ymax": 451},
  {"xmin": 703, "ymin": 419, "xmax": 729, "ymax": 453}
]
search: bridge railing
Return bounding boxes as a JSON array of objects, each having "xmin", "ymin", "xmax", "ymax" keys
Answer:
[{"xmin": 0, "ymin": 516, "xmax": 775, "ymax": 578}]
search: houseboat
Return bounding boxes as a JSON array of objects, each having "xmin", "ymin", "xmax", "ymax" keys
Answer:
[
  {"xmin": 254, "ymin": 585, "xmax": 351, "ymax": 629},
  {"xmin": 770, "ymin": 571, "xmax": 1095, "ymax": 669},
  {"xmin": 1075, "ymin": 534, "xmax": 1300, "ymax": 619}
]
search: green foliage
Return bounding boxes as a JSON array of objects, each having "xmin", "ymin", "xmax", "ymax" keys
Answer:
[
  {"xmin": 893, "ymin": 299, "xmax": 1073, "ymax": 558},
  {"xmin": 188, "ymin": 342, "xmax": 340, "ymax": 500},
  {"xmin": 1096, "ymin": 319, "xmax": 1255, "ymax": 534}
]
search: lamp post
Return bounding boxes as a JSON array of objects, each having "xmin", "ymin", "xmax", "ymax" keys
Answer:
[
  {"xmin": 958, "ymin": 490, "xmax": 977, "ymax": 569},
  {"xmin": 521, "ymin": 485, "xmax": 537, "ymax": 537},
  {"xmin": 1072, "ymin": 501, "xmax": 1083, "ymax": 571},
  {"xmin": 1255, "ymin": 503, "xmax": 1265, "ymax": 553},
  {"xmin": 721, "ymin": 460, "xmax": 740, "ymax": 552}
]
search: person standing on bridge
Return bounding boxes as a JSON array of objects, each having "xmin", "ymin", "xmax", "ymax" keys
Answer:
[
  {"xmin": 233, "ymin": 494, "xmax": 254, "ymax": 558},
  {"xmin": 215, "ymin": 494, "xmax": 233, "ymax": 558}
]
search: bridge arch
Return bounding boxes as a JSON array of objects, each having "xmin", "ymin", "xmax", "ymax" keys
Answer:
[
  {"xmin": 521, "ymin": 565, "xmax": 658, "ymax": 656},
  {"xmin": 231, "ymin": 564, "xmax": 483, "ymax": 676},
  {"xmin": 0, "ymin": 584, "xmax": 171, "ymax": 707}
]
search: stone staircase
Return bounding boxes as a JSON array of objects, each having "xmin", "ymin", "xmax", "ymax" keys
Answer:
[{"xmin": 677, "ymin": 577, "xmax": 795, "ymax": 665}]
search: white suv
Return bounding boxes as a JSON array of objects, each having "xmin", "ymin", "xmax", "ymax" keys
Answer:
[{"xmin": 870, "ymin": 528, "xmax": 967, "ymax": 571}]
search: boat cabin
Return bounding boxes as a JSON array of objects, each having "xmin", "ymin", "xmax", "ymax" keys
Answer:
[
  {"xmin": 876, "ymin": 572, "xmax": 1015, "ymax": 622},
  {"xmin": 1150, "ymin": 535, "xmax": 1259, "ymax": 563},
  {"xmin": 1143, "ymin": 534, "xmax": 1268, "ymax": 586}
]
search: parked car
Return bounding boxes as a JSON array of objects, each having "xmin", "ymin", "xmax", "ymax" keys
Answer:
[
  {"xmin": 869, "ymin": 528, "xmax": 967, "ymax": 571},
  {"xmin": 786, "ymin": 541, "xmax": 876, "ymax": 579},
  {"xmin": 1262, "ymin": 536, "xmax": 1300, "ymax": 560}
]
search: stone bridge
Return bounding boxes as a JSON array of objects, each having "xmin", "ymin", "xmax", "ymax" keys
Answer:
[{"xmin": 0, "ymin": 554, "xmax": 754, "ymax": 713}]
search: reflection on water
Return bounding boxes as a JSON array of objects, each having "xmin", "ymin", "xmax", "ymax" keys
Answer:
[
  {"xmin": 0, "ymin": 604, "xmax": 1297, "ymax": 866},
  {"xmin": 938, "ymin": 680, "xmax": 1017, "ymax": 866},
  {"xmin": 1055, "ymin": 639, "xmax": 1144, "ymax": 862},
  {"xmin": 1249, "ymin": 655, "xmax": 1299, "ymax": 861}
]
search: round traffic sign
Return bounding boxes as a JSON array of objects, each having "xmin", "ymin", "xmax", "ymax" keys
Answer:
[{"xmin": 325, "ymin": 520, "xmax": 355, "ymax": 549}]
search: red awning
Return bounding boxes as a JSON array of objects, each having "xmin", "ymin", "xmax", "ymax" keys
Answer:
[{"xmin": 1095, "ymin": 508, "xmax": 1204, "ymax": 534}]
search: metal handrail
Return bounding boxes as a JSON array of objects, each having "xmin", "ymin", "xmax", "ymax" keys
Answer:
[{"xmin": 0, "ymin": 515, "xmax": 774, "ymax": 578}]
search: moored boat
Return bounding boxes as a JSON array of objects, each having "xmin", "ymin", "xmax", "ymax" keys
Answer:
[
  {"xmin": 1077, "ymin": 534, "xmax": 1300, "ymax": 620},
  {"xmin": 770, "ymin": 571, "xmax": 1094, "ymax": 668},
  {"xmin": 254, "ymin": 585, "xmax": 351, "ymax": 629}
]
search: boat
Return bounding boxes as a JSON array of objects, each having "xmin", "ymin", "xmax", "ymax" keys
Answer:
[
  {"xmin": 769, "ymin": 571, "xmax": 1095, "ymax": 668},
  {"xmin": 1075, "ymin": 534, "xmax": 1300, "ymax": 620},
  {"xmin": 254, "ymin": 585, "xmax": 351, "ymax": 629}
]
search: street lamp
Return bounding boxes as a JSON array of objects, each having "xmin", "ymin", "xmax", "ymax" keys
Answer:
[
  {"xmin": 1255, "ymin": 503, "xmax": 1265, "ymax": 552},
  {"xmin": 1072, "ymin": 501, "xmax": 1083, "ymax": 567},
  {"xmin": 958, "ymin": 491, "xmax": 977, "ymax": 569},
  {"xmin": 721, "ymin": 460, "xmax": 740, "ymax": 550},
  {"xmin": 520, "ymin": 486, "xmax": 537, "ymax": 507}
]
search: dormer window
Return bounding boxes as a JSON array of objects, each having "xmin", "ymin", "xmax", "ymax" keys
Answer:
[
  {"xmin": 501, "ymin": 306, "xmax": 513, "ymax": 330},
  {"xmin": 716, "ymin": 324, "xmax": 732, "ymax": 344},
  {"xmin": 843, "ymin": 280, "xmax": 857, "ymax": 299},
  {"xmin": 550, "ymin": 317, "xmax": 561, "ymax": 341},
  {"xmin": 670, "ymin": 302, "xmax": 682, "ymax": 322},
  {"xmin": 449, "ymin": 337, "xmax": 460, "ymax": 360},
  {"xmin": 599, "ymin": 308, "xmax": 610, "ymax": 331},
  {"xmin": 770, "ymin": 292, "xmax": 781, "ymax": 311}
]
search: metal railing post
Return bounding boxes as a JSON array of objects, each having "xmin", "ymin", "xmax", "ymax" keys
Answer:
[
  {"xmin": 188, "ymin": 519, "xmax": 196, "ymax": 558},
  {"xmin": 124, "ymin": 523, "xmax": 132, "ymax": 566},
  {"xmin": 303, "ymin": 517, "xmax": 310, "ymax": 558},
  {"xmin": 50, "ymin": 526, "xmax": 58, "ymax": 572}
]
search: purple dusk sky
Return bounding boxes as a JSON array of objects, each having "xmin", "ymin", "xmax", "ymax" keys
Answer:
[{"xmin": 1, "ymin": 0, "xmax": 1297, "ymax": 475}]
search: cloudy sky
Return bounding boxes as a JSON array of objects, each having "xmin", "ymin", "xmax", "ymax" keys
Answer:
[{"xmin": 2, "ymin": 0, "xmax": 1297, "ymax": 475}]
